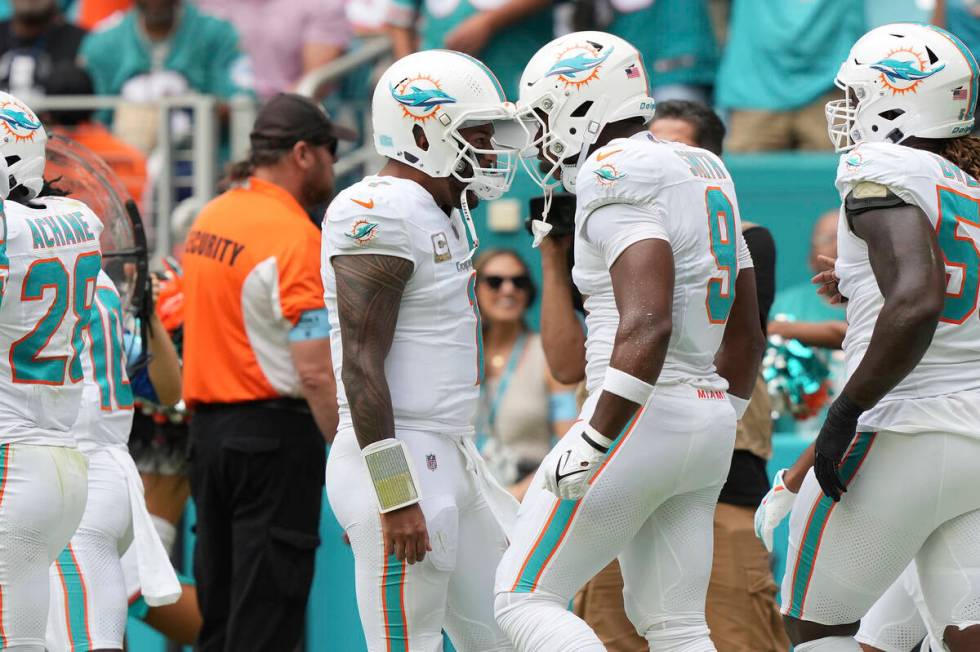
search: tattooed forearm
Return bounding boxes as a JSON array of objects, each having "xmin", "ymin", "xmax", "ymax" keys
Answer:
[{"xmin": 333, "ymin": 254, "xmax": 414, "ymax": 450}]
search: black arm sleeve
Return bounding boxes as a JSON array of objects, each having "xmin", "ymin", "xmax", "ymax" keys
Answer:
[{"xmin": 742, "ymin": 225, "xmax": 776, "ymax": 332}]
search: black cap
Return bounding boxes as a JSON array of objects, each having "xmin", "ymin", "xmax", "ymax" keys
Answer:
[{"xmin": 249, "ymin": 93, "xmax": 357, "ymax": 151}]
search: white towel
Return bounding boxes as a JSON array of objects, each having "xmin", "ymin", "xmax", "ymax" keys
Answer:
[
  {"xmin": 104, "ymin": 447, "xmax": 182, "ymax": 607},
  {"xmin": 456, "ymin": 437, "xmax": 519, "ymax": 536}
]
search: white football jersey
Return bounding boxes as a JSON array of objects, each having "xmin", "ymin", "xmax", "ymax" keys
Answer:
[
  {"xmin": 835, "ymin": 141, "xmax": 980, "ymax": 437},
  {"xmin": 322, "ymin": 176, "xmax": 482, "ymax": 435},
  {"xmin": 0, "ymin": 197, "xmax": 103, "ymax": 445},
  {"xmin": 573, "ymin": 132, "xmax": 753, "ymax": 395},
  {"xmin": 72, "ymin": 270, "xmax": 134, "ymax": 452}
]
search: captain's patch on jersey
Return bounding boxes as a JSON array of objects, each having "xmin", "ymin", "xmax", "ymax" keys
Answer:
[
  {"xmin": 345, "ymin": 219, "xmax": 379, "ymax": 246},
  {"xmin": 431, "ymin": 232, "xmax": 451, "ymax": 263}
]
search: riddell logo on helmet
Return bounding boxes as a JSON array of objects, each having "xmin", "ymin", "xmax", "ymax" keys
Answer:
[
  {"xmin": 545, "ymin": 42, "xmax": 613, "ymax": 90},
  {"xmin": 871, "ymin": 47, "xmax": 945, "ymax": 96},
  {"xmin": 0, "ymin": 100, "xmax": 41, "ymax": 143},
  {"xmin": 390, "ymin": 75, "xmax": 457, "ymax": 123}
]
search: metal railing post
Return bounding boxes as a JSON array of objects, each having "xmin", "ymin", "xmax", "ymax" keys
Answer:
[
  {"xmin": 191, "ymin": 94, "xmax": 218, "ymax": 205},
  {"xmin": 154, "ymin": 102, "xmax": 174, "ymax": 265}
]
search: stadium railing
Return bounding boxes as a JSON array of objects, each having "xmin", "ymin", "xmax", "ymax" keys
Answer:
[{"xmin": 27, "ymin": 93, "xmax": 257, "ymax": 263}]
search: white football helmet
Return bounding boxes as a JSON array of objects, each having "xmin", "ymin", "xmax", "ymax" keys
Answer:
[
  {"xmin": 372, "ymin": 50, "xmax": 526, "ymax": 201},
  {"xmin": 0, "ymin": 91, "xmax": 46, "ymax": 201},
  {"xmin": 827, "ymin": 23, "xmax": 979, "ymax": 152},
  {"xmin": 517, "ymin": 31, "xmax": 655, "ymax": 194}
]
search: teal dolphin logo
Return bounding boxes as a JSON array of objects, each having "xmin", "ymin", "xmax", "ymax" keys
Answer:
[
  {"xmin": 594, "ymin": 164, "xmax": 626, "ymax": 184},
  {"xmin": 0, "ymin": 107, "xmax": 40, "ymax": 133},
  {"xmin": 546, "ymin": 46, "xmax": 614, "ymax": 79},
  {"xmin": 390, "ymin": 83, "xmax": 457, "ymax": 110},
  {"xmin": 346, "ymin": 220, "xmax": 379, "ymax": 245},
  {"xmin": 870, "ymin": 58, "xmax": 945, "ymax": 84}
]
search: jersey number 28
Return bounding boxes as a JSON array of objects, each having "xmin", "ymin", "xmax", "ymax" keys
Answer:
[
  {"xmin": 10, "ymin": 252, "xmax": 101, "ymax": 385},
  {"xmin": 936, "ymin": 186, "xmax": 980, "ymax": 324}
]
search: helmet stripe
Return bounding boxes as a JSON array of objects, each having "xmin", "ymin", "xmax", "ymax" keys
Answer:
[
  {"xmin": 927, "ymin": 24, "xmax": 979, "ymax": 121},
  {"xmin": 440, "ymin": 50, "xmax": 508, "ymax": 102}
]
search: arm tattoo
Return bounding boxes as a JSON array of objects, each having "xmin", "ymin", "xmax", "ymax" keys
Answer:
[{"xmin": 333, "ymin": 254, "xmax": 414, "ymax": 449}]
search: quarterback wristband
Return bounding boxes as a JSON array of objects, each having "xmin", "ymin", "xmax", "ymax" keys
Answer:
[
  {"xmin": 581, "ymin": 423, "xmax": 614, "ymax": 453},
  {"xmin": 727, "ymin": 393, "xmax": 750, "ymax": 420},
  {"xmin": 361, "ymin": 439, "xmax": 421, "ymax": 513},
  {"xmin": 601, "ymin": 367, "xmax": 654, "ymax": 406}
]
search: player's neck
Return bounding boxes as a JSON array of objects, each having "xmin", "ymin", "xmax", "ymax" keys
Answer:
[
  {"xmin": 378, "ymin": 159, "xmax": 454, "ymax": 215},
  {"xmin": 588, "ymin": 119, "xmax": 646, "ymax": 157},
  {"xmin": 900, "ymin": 136, "xmax": 945, "ymax": 154}
]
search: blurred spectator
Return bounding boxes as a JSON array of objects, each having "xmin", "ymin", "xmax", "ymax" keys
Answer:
[
  {"xmin": 75, "ymin": 0, "xmax": 130, "ymax": 29},
  {"xmin": 0, "ymin": 0, "xmax": 85, "ymax": 95},
  {"xmin": 768, "ymin": 209, "xmax": 847, "ymax": 347},
  {"xmin": 473, "ymin": 249, "xmax": 578, "ymax": 499},
  {"xmin": 386, "ymin": 0, "xmax": 552, "ymax": 99},
  {"xmin": 40, "ymin": 61, "xmax": 148, "ymax": 205},
  {"xmin": 573, "ymin": 0, "xmax": 717, "ymax": 104},
  {"xmin": 346, "ymin": 0, "xmax": 388, "ymax": 35},
  {"xmin": 197, "ymin": 0, "xmax": 350, "ymax": 98},
  {"xmin": 78, "ymin": 0, "xmax": 253, "ymax": 110},
  {"xmin": 716, "ymin": 0, "xmax": 864, "ymax": 152},
  {"xmin": 934, "ymin": 0, "xmax": 980, "ymax": 64}
]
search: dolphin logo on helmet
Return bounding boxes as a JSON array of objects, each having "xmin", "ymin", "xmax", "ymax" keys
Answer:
[
  {"xmin": 0, "ymin": 108, "xmax": 41, "ymax": 134},
  {"xmin": 390, "ymin": 84, "xmax": 458, "ymax": 110},
  {"xmin": 870, "ymin": 58, "xmax": 945, "ymax": 83},
  {"xmin": 545, "ymin": 47, "xmax": 613, "ymax": 80}
]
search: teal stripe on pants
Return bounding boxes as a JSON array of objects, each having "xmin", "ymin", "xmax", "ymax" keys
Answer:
[
  {"xmin": 383, "ymin": 553, "xmax": 408, "ymax": 651},
  {"xmin": 787, "ymin": 432, "xmax": 876, "ymax": 618},
  {"xmin": 56, "ymin": 545, "xmax": 91, "ymax": 651}
]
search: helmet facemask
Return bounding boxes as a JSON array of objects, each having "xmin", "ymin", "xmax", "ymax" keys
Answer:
[{"xmin": 446, "ymin": 105, "xmax": 529, "ymax": 202}]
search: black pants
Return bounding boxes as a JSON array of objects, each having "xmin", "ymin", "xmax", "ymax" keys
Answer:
[{"xmin": 189, "ymin": 401, "xmax": 326, "ymax": 652}]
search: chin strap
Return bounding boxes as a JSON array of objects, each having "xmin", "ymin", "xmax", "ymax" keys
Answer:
[
  {"xmin": 530, "ymin": 187, "xmax": 554, "ymax": 248},
  {"xmin": 459, "ymin": 188, "xmax": 480, "ymax": 262}
]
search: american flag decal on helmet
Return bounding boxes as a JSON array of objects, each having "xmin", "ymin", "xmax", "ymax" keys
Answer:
[
  {"xmin": 954, "ymin": 86, "xmax": 969, "ymax": 100},
  {"xmin": 625, "ymin": 64, "xmax": 640, "ymax": 79}
]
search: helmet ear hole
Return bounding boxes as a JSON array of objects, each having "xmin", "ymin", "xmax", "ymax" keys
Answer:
[
  {"xmin": 878, "ymin": 109, "xmax": 905, "ymax": 121},
  {"xmin": 570, "ymin": 101, "xmax": 593, "ymax": 118},
  {"xmin": 412, "ymin": 125, "xmax": 429, "ymax": 151}
]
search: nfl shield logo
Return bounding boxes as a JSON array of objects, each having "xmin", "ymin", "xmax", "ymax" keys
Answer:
[{"xmin": 426, "ymin": 454, "xmax": 437, "ymax": 471}]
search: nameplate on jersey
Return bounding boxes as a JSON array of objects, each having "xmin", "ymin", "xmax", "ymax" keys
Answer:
[
  {"xmin": 431, "ymin": 232, "xmax": 452, "ymax": 263},
  {"xmin": 27, "ymin": 213, "xmax": 98, "ymax": 250}
]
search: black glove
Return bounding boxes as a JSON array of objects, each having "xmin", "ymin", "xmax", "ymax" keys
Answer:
[{"xmin": 814, "ymin": 393, "xmax": 864, "ymax": 502}]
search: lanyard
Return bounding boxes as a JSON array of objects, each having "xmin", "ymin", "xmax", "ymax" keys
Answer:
[{"xmin": 477, "ymin": 332, "xmax": 527, "ymax": 450}]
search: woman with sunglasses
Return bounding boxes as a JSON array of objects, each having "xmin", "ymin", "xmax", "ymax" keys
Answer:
[{"xmin": 474, "ymin": 249, "xmax": 579, "ymax": 499}]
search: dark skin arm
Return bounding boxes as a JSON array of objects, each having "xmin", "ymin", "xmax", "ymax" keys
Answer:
[
  {"xmin": 588, "ymin": 239, "xmax": 674, "ymax": 437},
  {"xmin": 715, "ymin": 269, "xmax": 766, "ymax": 399},
  {"xmin": 783, "ymin": 203, "xmax": 946, "ymax": 646},
  {"xmin": 539, "ymin": 234, "xmax": 586, "ymax": 384},
  {"xmin": 839, "ymin": 204, "xmax": 946, "ymax": 408},
  {"xmin": 333, "ymin": 253, "xmax": 431, "ymax": 565}
]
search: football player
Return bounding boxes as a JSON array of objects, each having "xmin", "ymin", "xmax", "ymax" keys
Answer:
[
  {"xmin": 322, "ymin": 50, "xmax": 526, "ymax": 650},
  {"xmin": 493, "ymin": 31, "xmax": 765, "ymax": 651},
  {"xmin": 770, "ymin": 22, "xmax": 980, "ymax": 652},
  {"xmin": 0, "ymin": 93, "xmax": 94, "ymax": 650}
]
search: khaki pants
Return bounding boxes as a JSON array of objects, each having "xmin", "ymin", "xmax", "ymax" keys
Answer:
[
  {"xmin": 726, "ymin": 90, "xmax": 841, "ymax": 152},
  {"xmin": 574, "ymin": 503, "xmax": 789, "ymax": 652}
]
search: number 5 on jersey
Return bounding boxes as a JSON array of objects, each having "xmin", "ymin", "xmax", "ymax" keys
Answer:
[
  {"xmin": 936, "ymin": 186, "xmax": 980, "ymax": 323},
  {"xmin": 705, "ymin": 187, "xmax": 738, "ymax": 323}
]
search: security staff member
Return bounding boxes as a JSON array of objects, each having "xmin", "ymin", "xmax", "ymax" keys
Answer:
[{"xmin": 182, "ymin": 93, "xmax": 352, "ymax": 651}]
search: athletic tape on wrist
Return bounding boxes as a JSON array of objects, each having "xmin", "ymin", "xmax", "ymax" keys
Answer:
[
  {"xmin": 727, "ymin": 393, "xmax": 749, "ymax": 420},
  {"xmin": 361, "ymin": 438, "xmax": 421, "ymax": 513},
  {"xmin": 601, "ymin": 367, "xmax": 654, "ymax": 406},
  {"xmin": 581, "ymin": 422, "xmax": 614, "ymax": 453}
]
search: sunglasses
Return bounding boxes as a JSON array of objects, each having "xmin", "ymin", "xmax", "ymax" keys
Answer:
[{"xmin": 482, "ymin": 274, "xmax": 532, "ymax": 291}]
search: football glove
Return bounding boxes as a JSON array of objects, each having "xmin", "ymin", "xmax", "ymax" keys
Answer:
[
  {"xmin": 754, "ymin": 469, "xmax": 796, "ymax": 553},
  {"xmin": 543, "ymin": 421, "xmax": 614, "ymax": 501},
  {"xmin": 814, "ymin": 393, "xmax": 864, "ymax": 502}
]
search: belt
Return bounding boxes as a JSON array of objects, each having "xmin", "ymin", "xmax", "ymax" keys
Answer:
[{"xmin": 193, "ymin": 397, "xmax": 311, "ymax": 415}]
